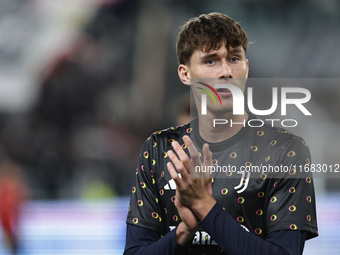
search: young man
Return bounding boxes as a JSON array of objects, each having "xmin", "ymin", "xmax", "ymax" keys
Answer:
[{"xmin": 124, "ymin": 12, "xmax": 318, "ymax": 255}]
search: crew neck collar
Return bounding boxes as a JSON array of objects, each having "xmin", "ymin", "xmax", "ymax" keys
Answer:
[{"xmin": 191, "ymin": 113, "xmax": 254, "ymax": 152}]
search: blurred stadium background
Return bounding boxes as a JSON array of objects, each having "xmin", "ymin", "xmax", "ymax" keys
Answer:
[{"xmin": 0, "ymin": 0, "xmax": 339, "ymax": 254}]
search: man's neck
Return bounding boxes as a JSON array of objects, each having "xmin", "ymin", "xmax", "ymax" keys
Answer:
[{"xmin": 198, "ymin": 111, "xmax": 249, "ymax": 143}]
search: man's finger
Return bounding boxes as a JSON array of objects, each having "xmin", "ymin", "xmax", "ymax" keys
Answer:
[
  {"xmin": 166, "ymin": 162, "xmax": 183, "ymax": 188},
  {"xmin": 207, "ymin": 179, "xmax": 213, "ymax": 196},
  {"xmin": 202, "ymin": 143, "xmax": 213, "ymax": 179},
  {"xmin": 202, "ymin": 143, "xmax": 212, "ymax": 167},
  {"xmin": 171, "ymin": 141, "xmax": 191, "ymax": 172},
  {"xmin": 167, "ymin": 150, "xmax": 190, "ymax": 180},
  {"xmin": 183, "ymin": 135, "xmax": 201, "ymax": 167}
]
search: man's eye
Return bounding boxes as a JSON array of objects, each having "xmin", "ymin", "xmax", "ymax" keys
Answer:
[
  {"xmin": 230, "ymin": 57, "xmax": 240, "ymax": 62},
  {"xmin": 205, "ymin": 59, "xmax": 215, "ymax": 65}
]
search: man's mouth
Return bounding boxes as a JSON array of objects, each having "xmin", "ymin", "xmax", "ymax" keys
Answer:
[{"xmin": 216, "ymin": 88, "xmax": 232, "ymax": 97}]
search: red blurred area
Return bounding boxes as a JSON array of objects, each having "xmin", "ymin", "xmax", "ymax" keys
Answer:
[{"xmin": 0, "ymin": 161, "xmax": 29, "ymax": 254}]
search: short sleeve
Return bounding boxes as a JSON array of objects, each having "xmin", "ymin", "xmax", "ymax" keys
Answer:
[
  {"xmin": 266, "ymin": 137, "xmax": 318, "ymax": 240},
  {"xmin": 126, "ymin": 135, "xmax": 162, "ymax": 232}
]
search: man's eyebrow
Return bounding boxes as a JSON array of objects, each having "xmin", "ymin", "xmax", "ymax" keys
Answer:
[
  {"xmin": 229, "ymin": 48, "xmax": 243, "ymax": 54},
  {"xmin": 200, "ymin": 53, "xmax": 218, "ymax": 59}
]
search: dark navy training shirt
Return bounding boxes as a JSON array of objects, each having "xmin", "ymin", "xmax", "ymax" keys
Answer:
[{"xmin": 125, "ymin": 114, "xmax": 318, "ymax": 254}]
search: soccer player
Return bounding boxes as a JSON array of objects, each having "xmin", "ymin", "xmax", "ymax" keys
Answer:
[{"xmin": 124, "ymin": 12, "xmax": 318, "ymax": 255}]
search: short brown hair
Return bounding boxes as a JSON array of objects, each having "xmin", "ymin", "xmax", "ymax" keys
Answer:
[{"xmin": 176, "ymin": 12, "xmax": 248, "ymax": 65}]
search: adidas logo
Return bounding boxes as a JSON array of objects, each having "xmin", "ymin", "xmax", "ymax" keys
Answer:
[{"xmin": 164, "ymin": 174, "xmax": 181, "ymax": 190}]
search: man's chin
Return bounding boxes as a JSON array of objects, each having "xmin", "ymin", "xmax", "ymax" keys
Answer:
[{"xmin": 205, "ymin": 106, "xmax": 234, "ymax": 115}]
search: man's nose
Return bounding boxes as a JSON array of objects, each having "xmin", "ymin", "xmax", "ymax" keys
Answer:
[{"xmin": 219, "ymin": 60, "xmax": 232, "ymax": 79}]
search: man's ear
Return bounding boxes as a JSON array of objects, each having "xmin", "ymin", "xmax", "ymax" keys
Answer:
[
  {"xmin": 245, "ymin": 59, "xmax": 249, "ymax": 80},
  {"xmin": 178, "ymin": 64, "xmax": 191, "ymax": 85}
]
